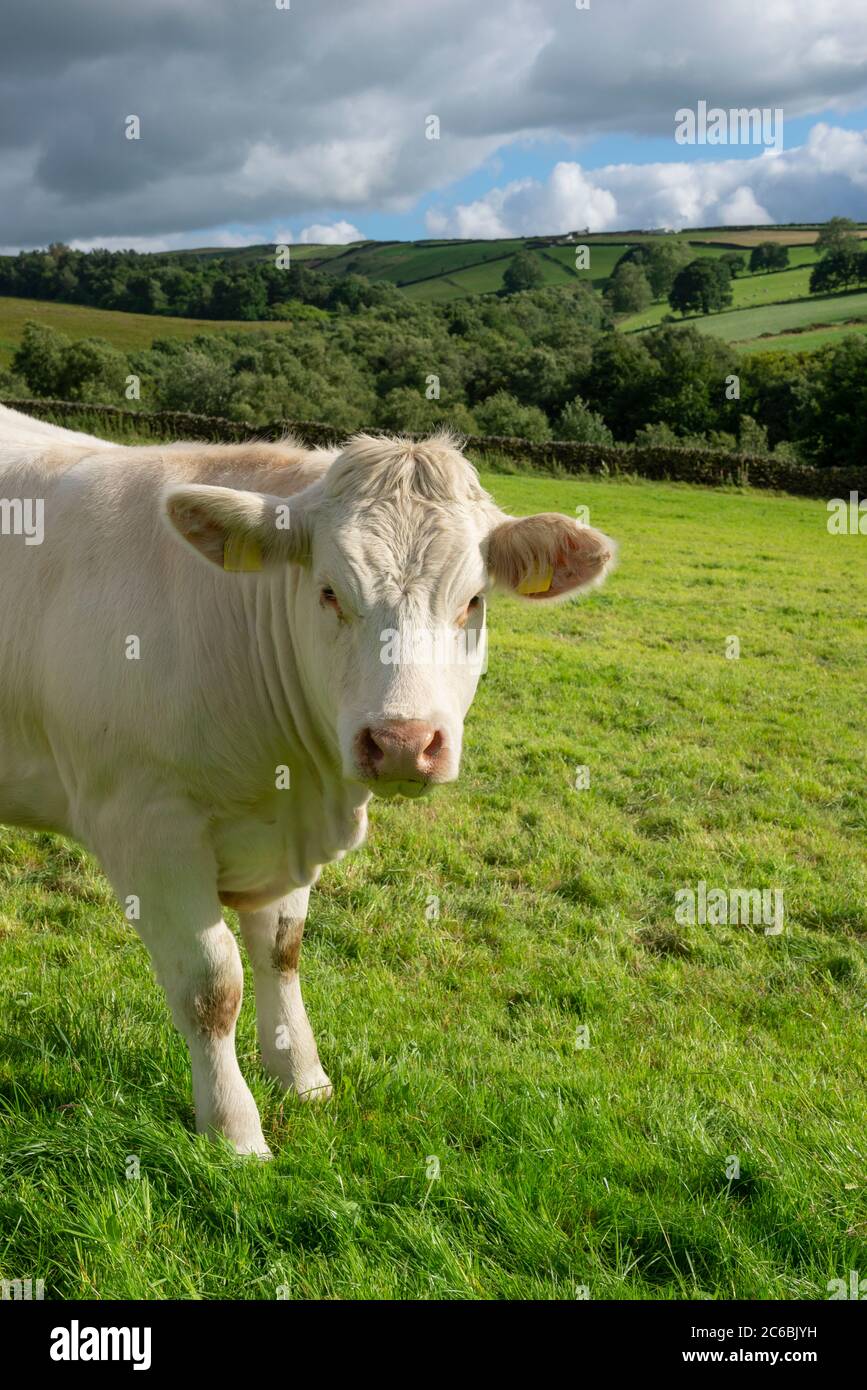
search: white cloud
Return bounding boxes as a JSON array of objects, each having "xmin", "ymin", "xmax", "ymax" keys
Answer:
[
  {"xmin": 426, "ymin": 125, "xmax": 867, "ymax": 235},
  {"xmin": 68, "ymin": 233, "xmax": 189, "ymax": 253},
  {"xmin": 717, "ymin": 186, "xmax": 772, "ymax": 225},
  {"xmin": 294, "ymin": 221, "xmax": 365, "ymax": 245}
]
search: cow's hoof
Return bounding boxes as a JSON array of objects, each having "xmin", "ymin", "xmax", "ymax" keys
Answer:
[
  {"xmin": 295, "ymin": 1069, "xmax": 333, "ymax": 1102},
  {"xmin": 204, "ymin": 1126, "xmax": 273, "ymax": 1159},
  {"xmin": 234, "ymin": 1135, "xmax": 273, "ymax": 1159}
]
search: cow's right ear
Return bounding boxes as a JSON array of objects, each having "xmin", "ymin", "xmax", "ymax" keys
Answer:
[
  {"xmin": 163, "ymin": 484, "xmax": 313, "ymax": 571},
  {"xmin": 486, "ymin": 511, "xmax": 617, "ymax": 601}
]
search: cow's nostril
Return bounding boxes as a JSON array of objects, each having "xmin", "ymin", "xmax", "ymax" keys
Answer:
[
  {"xmin": 422, "ymin": 729, "xmax": 443, "ymax": 761},
  {"xmin": 360, "ymin": 727, "xmax": 384, "ymax": 764}
]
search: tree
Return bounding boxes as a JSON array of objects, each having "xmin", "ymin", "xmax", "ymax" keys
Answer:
[
  {"xmin": 153, "ymin": 349, "xmax": 240, "ymax": 416},
  {"xmin": 738, "ymin": 414, "xmax": 769, "ymax": 455},
  {"xmin": 604, "ymin": 263, "xmax": 652, "ymax": 314},
  {"xmin": 809, "ymin": 247, "xmax": 866, "ymax": 294},
  {"xmin": 501, "ymin": 346, "xmax": 576, "ymax": 414},
  {"xmin": 11, "ymin": 321, "xmax": 68, "ymax": 396},
  {"xmin": 749, "ymin": 242, "xmax": 789, "ymax": 274},
  {"xmin": 643, "ymin": 326, "xmax": 737, "ymax": 437},
  {"xmin": 797, "ymin": 336, "xmax": 867, "ymax": 468},
  {"xmin": 721, "ymin": 253, "xmax": 746, "ymax": 277},
  {"xmin": 473, "ymin": 390, "xmax": 552, "ymax": 441},
  {"xmin": 374, "ymin": 386, "xmax": 478, "ymax": 435},
  {"xmin": 614, "ymin": 245, "xmax": 652, "ymax": 272},
  {"xmin": 556, "ymin": 395, "xmax": 615, "ymax": 445},
  {"xmin": 581, "ymin": 333, "xmax": 659, "ymax": 440},
  {"xmin": 632, "ymin": 421, "xmax": 680, "ymax": 448},
  {"xmin": 10, "ymin": 321, "xmax": 127, "ymax": 402},
  {"xmin": 210, "ymin": 272, "xmax": 267, "ymax": 320},
  {"xmin": 613, "ymin": 242, "xmax": 690, "ymax": 300},
  {"xmin": 501, "ymin": 251, "xmax": 544, "ymax": 295},
  {"xmin": 815, "ymin": 217, "xmax": 859, "ymax": 258},
  {"xmin": 644, "ymin": 241, "xmax": 691, "ymax": 300},
  {"xmin": 668, "ymin": 260, "xmax": 733, "ymax": 315},
  {"xmin": 58, "ymin": 337, "xmax": 128, "ymax": 401},
  {"xmin": 738, "ymin": 350, "xmax": 813, "ymax": 452}
]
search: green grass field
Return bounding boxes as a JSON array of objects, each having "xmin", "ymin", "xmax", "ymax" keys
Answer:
[
  {"xmin": 289, "ymin": 229, "xmax": 856, "ymax": 296},
  {"xmin": 737, "ymin": 323, "xmax": 867, "ymax": 354},
  {"xmin": 403, "ymin": 245, "xmax": 584, "ymax": 301},
  {"xmin": 621, "ymin": 263, "xmax": 819, "ymax": 333},
  {"xmin": 653, "ymin": 290, "xmax": 867, "ymax": 346},
  {"xmin": 1, "ymin": 465, "xmax": 864, "ymax": 1300},
  {"xmin": 0, "ymin": 297, "xmax": 293, "ymax": 370}
]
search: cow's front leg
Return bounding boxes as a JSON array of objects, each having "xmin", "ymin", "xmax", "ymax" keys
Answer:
[
  {"xmin": 162, "ymin": 919, "xmax": 271, "ymax": 1155},
  {"xmin": 95, "ymin": 805, "xmax": 271, "ymax": 1157},
  {"xmin": 238, "ymin": 889, "xmax": 332, "ymax": 1101}
]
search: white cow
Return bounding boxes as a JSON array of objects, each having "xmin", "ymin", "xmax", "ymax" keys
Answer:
[{"xmin": 0, "ymin": 403, "xmax": 616, "ymax": 1155}]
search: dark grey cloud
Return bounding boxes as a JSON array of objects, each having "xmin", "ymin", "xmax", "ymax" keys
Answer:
[{"xmin": 0, "ymin": 0, "xmax": 865, "ymax": 247}]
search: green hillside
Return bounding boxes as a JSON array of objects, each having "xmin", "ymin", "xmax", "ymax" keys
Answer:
[
  {"xmin": 0, "ymin": 297, "xmax": 295, "ymax": 370},
  {"xmin": 214, "ymin": 227, "xmax": 859, "ymax": 301},
  {"xmin": 621, "ymin": 264, "xmax": 818, "ymax": 332},
  {"xmin": 640, "ymin": 289, "xmax": 867, "ymax": 346},
  {"xmin": 2, "ymin": 225, "xmax": 867, "ymax": 364}
]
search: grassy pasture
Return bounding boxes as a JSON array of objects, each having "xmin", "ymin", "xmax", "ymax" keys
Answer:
[
  {"xmin": 0, "ymin": 296, "xmax": 292, "ymax": 370},
  {"xmin": 403, "ymin": 245, "xmax": 585, "ymax": 301},
  {"xmin": 313, "ymin": 239, "xmax": 528, "ymax": 287},
  {"xmin": 684, "ymin": 229, "xmax": 867, "ymax": 247},
  {"xmin": 621, "ymin": 264, "xmax": 818, "ymax": 333},
  {"xmin": 737, "ymin": 323, "xmax": 867, "ymax": 354},
  {"xmin": 0, "ymin": 464, "xmax": 864, "ymax": 1300},
  {"xmin": 665, "ymin": 290, "xmax": 867, "ymax": 345}
]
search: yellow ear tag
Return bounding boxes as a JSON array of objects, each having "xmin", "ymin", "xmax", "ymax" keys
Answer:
[
  {"xmin": 223, "ymin": 533, "xmax": 263, "ymax": 573},
  {"xmin": 517, "ymin": 566, "xmax": 553, "ymax": 596}
]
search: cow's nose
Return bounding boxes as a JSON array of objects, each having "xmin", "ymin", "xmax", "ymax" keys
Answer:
[{"xmin": 355, "ymin": 720, "xmax": 446, "ymax": 782}]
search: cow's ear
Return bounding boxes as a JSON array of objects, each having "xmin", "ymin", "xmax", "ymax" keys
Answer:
[
  {"xmin": 163, "ymin": 484, "xmax": 312, "ymax": 570},
  {"xmin": 486, "ymin": 512, "xmax": 616, "ymax": 601}
]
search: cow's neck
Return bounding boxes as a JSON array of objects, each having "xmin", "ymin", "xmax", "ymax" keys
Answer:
[{"xmin": 228, "ymin": 569, "xmax": 364, "ymax": 841}]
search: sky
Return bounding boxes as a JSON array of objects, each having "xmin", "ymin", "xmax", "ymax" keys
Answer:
[{"xmin": 1, "ymin": 0, "xmax": 866, "ymax": 252}]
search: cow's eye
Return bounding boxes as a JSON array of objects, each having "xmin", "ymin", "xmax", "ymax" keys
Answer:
[
  {"xmin": 320, "ymin": 586, "xmax": 340, "ymax": 611},
  {"xmin": 457, "ymin": 594, "xmax": 482, "ymax": 628}
]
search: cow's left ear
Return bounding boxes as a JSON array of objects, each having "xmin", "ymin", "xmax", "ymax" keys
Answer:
[
  {"xmin": 486, "ymin": 512, "xmax": 617, "ymax": 601},
  {"xmin": 163, "ymin": 483, "xmax": 314, "ymax": 571}
]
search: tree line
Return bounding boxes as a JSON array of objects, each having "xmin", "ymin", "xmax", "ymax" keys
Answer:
[
  {"xmin": 0, "ymin": 244, "xmax": 397, "ymax": 319},
  {"xmin": 2, "ymin": 277, "xmax": 864, "ymax": 468}
]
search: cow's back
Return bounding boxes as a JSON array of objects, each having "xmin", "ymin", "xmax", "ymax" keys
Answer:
[{"xmin": 0, "ymin": 403, "xmax": 114, "ymax": 451}]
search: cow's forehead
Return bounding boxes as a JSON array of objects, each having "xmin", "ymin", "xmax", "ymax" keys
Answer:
[
  {"xmin": 315, "ymin": 498, "xmax": 489, "ymax": 604},
  {"xmin": 319, "ymin": 432, "xmax": 490, "ymax": 509}
]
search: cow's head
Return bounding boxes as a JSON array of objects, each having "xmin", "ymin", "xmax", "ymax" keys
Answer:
[{"xmin": 164, "ymin": 434, "xmax": 616, "ymax": 797}]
